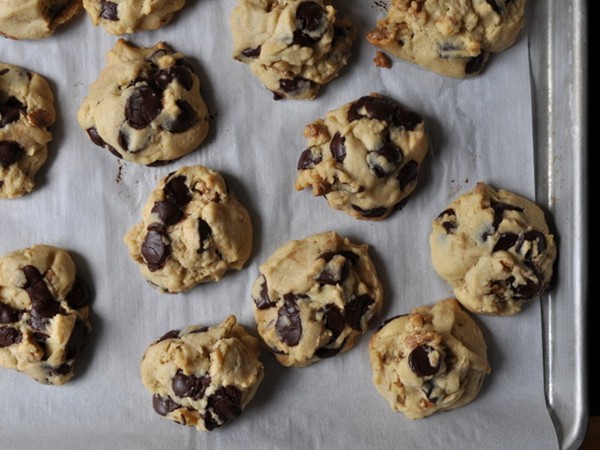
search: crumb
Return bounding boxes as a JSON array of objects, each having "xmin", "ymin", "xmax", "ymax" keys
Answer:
[{"xmin": 373, "ymin": 51, "xmax": 392, "ymax": 68}]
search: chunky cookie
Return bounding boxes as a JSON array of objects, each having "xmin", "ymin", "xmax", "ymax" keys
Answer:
[
  {"xmin": 0, "ymin": 0, "xmax": 82, "ymax": 40},
  {"xmin": 0, "ymin": 245, "xmax": 92, "ymax": 385},
  {"xmin": 295, "ymin": 94, "xmax": 428, "ymax": 220},
  {"xmin": 82, "ymin": 0, "xmax": 186, "ymax": 35},
  {"xmin": 1, "ymin": 63, "xmax": 55, "ymax": 199},
  {"xmin": 77, "ymin": 39, "xmax": 209, "ymax": 166},
  {"xmin": 367, "ymin": 0, "xmax": 527, "ymax": 78},
  {"xmin": 251, "ymin": 231, "xmax": 383, "ymax": 367},
  {"xmin": 124, "ymin": 165, "xmax": 253, "ymax": 293},
  {"xmin": 140, "ymin": 315, "xmax": 264, "ymax": 431},
  {"xmin": 230, "ymin": 0, "xmax": 355, "ymax": 100},
  {"xmin": 429, "ymin": 182, "xmax": 557, "ymax": 315},
  {"xmin": 369, "ymin": 298, "xmax": 490, "ymax": 419}
]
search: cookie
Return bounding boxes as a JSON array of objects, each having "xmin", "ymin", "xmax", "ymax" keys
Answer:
[
  {"xmin": 295, "ymin": 94, "xmax": 429, "ymax": 220},
  {"xmin": 82, "ymin": 0, "xmax": 186, "ymax": 35},
  {"xmin": 140, "ymin": 315, "xmax": 264, "ymax": 431},
  {"xmin": 429, "ymin": 182, "xmax": 557, "ymax": 315},
  {"xmin": 124, "ymin": 165, "xmax": 253, "ymax": 293},
  {"xmin": 367, "ymin": 0, "xmax": 527, "ymax": 78},
  {"xmin": 0, "ymin": 0, "xmax": 82, "ymax": 40},
  {"xmin": 0, "ymin": 245, "xmax": 92, "ymax": 385},
  {"xmin": 369, "ymin": 298, "xmax": 490, "ymax": 419},
  {"xmin": 1, "ymin": 63, "xmax": 55, "ymax": 199},
  {"xmin": 251, "ymin": 231, "xmax": 383, "ymax": 367},
  {"xmin": 77, "ymin": 39, "xmax": 209, "ymax": 166},
  {"xmin": 230, "ymin": 0, "xmax": 355, "ymax": 100}
]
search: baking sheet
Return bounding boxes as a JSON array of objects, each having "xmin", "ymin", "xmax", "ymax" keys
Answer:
[{"xmin": 0, "ymin": 0, "xmax": 586, "ymax": 448}]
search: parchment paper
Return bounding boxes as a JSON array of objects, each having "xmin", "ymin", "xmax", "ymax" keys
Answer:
[{"xmin": 0, "ymin": 1, "xmax": 559, "ymax": 448}]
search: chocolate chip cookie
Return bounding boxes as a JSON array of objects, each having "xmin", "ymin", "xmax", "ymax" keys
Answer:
[
  {"xmin": 140, "ymin": 315, "xmax": 264, "ymax": 431},
  {"xmin": 1, "ymin": 63, "xmax": 55, "ymax": 198},
  {"xmin": 369, "ymin": 298, "xmax": 490, "ymax": 419},
  {"xmin": 367, "ymin": 0, "xmax": 527, "ymax": 77},
  {"xmin": 77, "ymin": 39, "xmax": 209, "ymax": 166},
  {"xmin": 82, "ymin": 0, "xmax": 186, "ymax": 35},
  {"xmin": 251, "ymin": 231, "xmax": 383, "ymax": 367},
  {"xmin": 0, "ymin": 0, "xmax": 82, "ymax": 39},
  {"xmin": 295, "ymin": 93, "xmax": 429, "ymax": 220},
  {"xmin": 0, "ymin": 245, "xmax": 92, "ymax": 385},
  {"xmin": 429, "ymin": 182, "xmax": 557, "ymax": 315},
  {"xmin": 124, "ymin": 165, "xmax": 253, "ymax": 294},
  {"xmin": 230, "ymin": 0, "xmax": 355, "ymax": 100}
]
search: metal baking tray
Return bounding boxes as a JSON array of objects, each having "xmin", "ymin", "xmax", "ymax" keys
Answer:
[{"xmin": 530, "ymin": 0, "xmax": 588, "ymax": 448}]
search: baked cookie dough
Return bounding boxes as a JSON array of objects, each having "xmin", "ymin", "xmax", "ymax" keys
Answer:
[
  {"xmin": 295, "ymin": 93, "xmax": 428, "ymax": 220},
  {"xmin": 1, "ymin": 63, "xmax": 55, "ymax": 198},
  {"xmin": 77, "ymin": 39, "xmax": 209, "ymax": 166},
  {"xmin": 124, "ymin": 165, "xmax": 253, "ymax": 293},
  {"xmin": 140, "ymin": 315, "xmax": 264, "ymax": 431},
  {"xmin": 0, "ymin": 0, "xmax": 82, "ymax": 40},
  {"xmin": 369, "ymin": 298, "xmax": 490, "ymax": 419},
  {"xmin": 251, "ymin": 231, "xmax": 383, "ymax": 367},
  {"xmin": 367, "ymin": 0, "xmax": 527, "ymax": 78},
  {"xmin": 429, "ymin": 182, "xmax": 557, "ymax": 315},
  {"xmin": 230, "ymin": 0, "xmax": 355, "ymax": 100},
  {"xmin": 0, "ymin": 245, "xmax": 92, "ymax": 385},
  {"xmin": 82, "ymin": 0, "xmax": 186, "ymax": 35}
]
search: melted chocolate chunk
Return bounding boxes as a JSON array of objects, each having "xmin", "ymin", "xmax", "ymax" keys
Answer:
[
  {"xmin": 117, "ymin": 130, "xmax": 129, "ymax": 152},
  {"xmin": 297, "ymin": 148, "xmax": 322, "ymax": 170},
  {"xmin": 164, "ymin": 175, "xmax": 191, "ymax": 206},
  {"xmin": 276, "ymin": 294, "xmax": 302, "ymax": 346},
  {"xmin": 65, "ymin": 320, "xmax": 89, "ymax": 359},
  {"xmin": 253, "ymin": 277, "xmax": 276, "ymax": 309},
  {"xmin": 172, "ymin": 370, "xmax": 211, "ymax": 400},
  {"xmin": 157, "ymin": 329, "xmax": 180, "ymax": 342},
  {"xmin": 490, "ymin": 201, "xmax": 524, "ymax": 231},
  {"xmin": 0, "ymin": 304, "xmax": 18, "ymax": 324},
  {"xmin": 293, "ymin": 1, "xmax": 326, "ymax": 46},
  {"xmin": 100, "ymin": 1, "xmax": 119, "ymax": 20},
  {"xmin": 278, "ymin": 77, "xmax": 314, "ymax": 96},
  {"xmin": 465, "ymin": 52, "xmax": 486, "ymax": 74},
  {"xmin": 65, "ymin": 277, "xmax": 90, "ymax": 309},
  {"xmin": 320, "ymin": 303, "xmax": 345, "ymax": 340},
  {"xmin": 397, "ymin": 160, "xmax": 418, "ymax": 190},
  {"xmin": 155, "ymin": 65, "xmax": 193, "ymax": 91},
  {"xmin": 241, "ymin": 46, "xmax": 261, "ymax": 58},
  {"xmin": 0, "ymin": 326, "xmax": 22, "ymax": 347},
  {"xmin": 125, "ymin": 85, "xmax": 162, "ymax": 129},
  {"xmin": 0, "ymin": 141, "xmax": 23, "ymax": 168},
  {"xmin": 493, "ymin": 232, "xmax": 519, "ymax": 252},
  {"xmin": 205, "ymin": 386, "xmax": 242, "ymax": 430},
  {"xmin": 142, "ymin": 223, "xmax": 171, "ymax": 271},
  {"xmin": 197, "ymin": 219, "xmax": 212, "ymax": 253},
  {"xmin": 409, "ymin": 344, "xmax": 440, "ymax": 377},
  {"xmin": 348, "ymin": 96, "xmax": 422, "ymax": 130},
  {"xmin": 0, "ymin": 97, "xmax": 23, "ymax": 128},
  {"xmin": 485, "ymin": 0, "xmax": 502, "ymax": 13},
  {"xmin": 48, "ymin": 363, "xmax": 71, "ymax": 376},
  {"xmin": 317, "ymin": 252, "xmax": 355, "ymax": 285},
  {"xmin": 22, "ymin": 266, "xmax": 61, "ymax": 320},
  {"xmin": 319, "ymin": 251, "xmax": 359, "ymax": 264},
  {"xmin": 163, "ymin": 100, "xmax": 196, "ymax": 133},
  {"xmin": 86, "ymin": 127, "xmax": 108, "ymax": 147},
  {"xmin": 351, "ymin": 205, "xmax": 388, "ymax": 219},
  {"xmin": 517, "ymin": 230, "xmax": 547, "ymax": 259},
  {"xmin": 152, "ymin": 200, "xmax": 183, "ymax": 226},
  {"xmin": 437, "ymin": 208, "xmax": 457, "ymax": 233},
  {"xmin": 367, "ymin": 142, "xmax": 402, "ymax": 178},
  {"xmin": 344, "ymin": 294, "xmax": 374, "ymax": 330},
  {"xmin": 375, "ymin": 313, "xmax": 408, "ymax": 331},
  {"xmin": 152, "ymin": 394, "xmax": 179, "ymax": 416}
]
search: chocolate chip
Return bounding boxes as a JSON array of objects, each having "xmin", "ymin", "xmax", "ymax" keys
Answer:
[
  {"xmin": 513, "ymin": 262, "xmax": 544, "ymax": 298},
  {"xmin": 152, "ymin": 394, "xmax": 179, "ymax": 416},
  {"xmin": 348, "ymin": 95, "xmax": 422, "ymax": 130},
  {"xmin": 517, "ymin": 230, "xmax": 547, "ymax": 259},
  {"xmin": 344, "ymin": 294, "xmax": 374, "ymax": 330},
  {"xmin": 125, "ymin": 85, "xmax": 162, "ymax": 129},
  {"xmin": 367, "ymin": 142, "xmax": 402, "ymax": 178},
  {"xmin": 293, "ymin": 1, "xmax": 326, "ymax": 46},
  {"xmin": 0, "ymin": 97, "xmax": 23, "ymax": 128},
  {"xmin": 465, "ymin": 52, "xmax": 486, "ymax": 74},
  {"xmin": 197, "ymin": 219, "xmax": 212, "ymax": 252},
  {"xmin": 155, "ymin": 66, "xmax": 193, "ymax": 91},
  {"xmin": 142, "ymin": 223, "xmax": 171, "ymax": 271},
  {"xmin": 437, "ymin": 208, "xmax": 457, "ymax": 233},
  {"xmin": 278, "ymin": 77, "xmax": 314, "ymax": 96},
  {"xmin": 351, "ymin": 205, "xmax": 388, "ymax": 219},
  {"xmin": 152, "ymin": 200, "xmax": 183, "ymax": 226},
  {"xmin": 66, "ymin": 277, "xmax": 90, "ymax": 309},
  {"xmin": 253, "ymin": 277, "xmax": 276, "ymax": 309},
  {"xmin": 0, "ymin": 304, "xmax": 18, "ymax": 324},
  {"xmin": 297, "ymin": 148, "xmax": 322, "ymax": 170},
  {"xmin": 22, "ymin": 266, "xmax": 61, "ymax": 320},
  {"xmin": 241, "ymin": 46, "xmax": 261, "ymax": 58},
  {"xmin": 375, "ymin": 313, "xmax": 408, "ymax": 331},
  {"xmin": 172, "ymin": 370, "xmax": 211, "ymax": 400},
  {"xmin": 317, "ymin": 253, "xmax": 352, "ymax": 285},
  {"xmin": 409, "ymin": 344, "xmax": 440, "ymax": 377},
  {"xmin": 276, "ymin": 294, "xmax": 302, "ymax": 346},
  {"xmin": 0, "ymin": 326, "xmax": 21, "ymax": 347},
  {"xmin": 205, "ymin": 386, "xmax": 242, "ymax": 430},
  {"xmin": 397, "ymin": 160, "xmax": 418, "ymax": 190},
  {"xmin": 329, "ymin": 132, "xmax": 346, "ymax": 163},
  {"xmin": 493, "ymin": 232, "xmax": 518, "ymax": 252},
  {"xmin": 320, "ymin": 303, "xmax": 345, "ymax": 339},
  {"xmin": 65, "ymin": 319, "xmax": 89, "ymax": 359},
  {"xmin": 164, "ymin": 175, "xmax": 191, "ymax": 206},
  {"xmin": 100, "ymin": 1, "xmax": 119, "ymax": 20},
  {"xmin": 163, "ymin": 100, "xmax": 196, "ymax": 133},
  {"xmin": 157, "ymin": 329, "xmax": 180, "ymax": 342},
  {"xmin": 0, "ymin": 141, "xmax": 23, "ymax": 168}
]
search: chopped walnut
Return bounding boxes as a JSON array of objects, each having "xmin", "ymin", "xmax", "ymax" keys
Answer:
[{"xmin": 373, "ymin": 51, "xmax": 392, "ymax": 68}]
